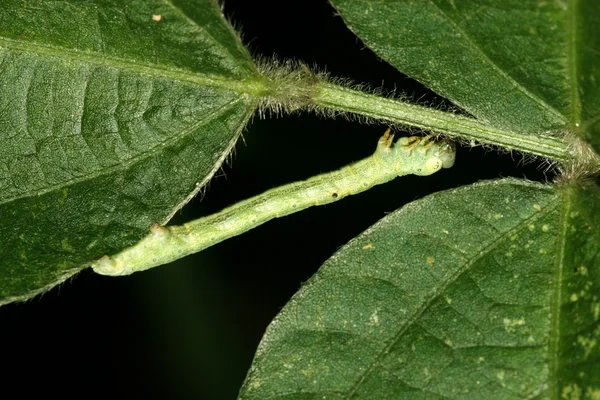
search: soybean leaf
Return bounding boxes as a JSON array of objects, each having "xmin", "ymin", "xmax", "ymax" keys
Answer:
[
  {"xmin": 0, "ymin": 0, "xmax": 260, "ymax": 304},
  {"xmin": 239, "ymin": 178, "xmax": 600, "ymax": 399},
  {"xmin": 330, "ymin": 0, "xmax": 600, "ymax": 151}
]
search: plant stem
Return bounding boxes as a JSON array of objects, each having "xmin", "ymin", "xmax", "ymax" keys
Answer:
[{"xmin": 312, "ymin": 81, "xmax": 572, "ymax": 163}]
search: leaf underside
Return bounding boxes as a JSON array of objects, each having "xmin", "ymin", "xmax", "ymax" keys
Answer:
[
  {"xmin": 239, "ymin": 178, "xmax": 600, "ymax": 400},
  {"xmin": 0, "ymin": 0, "xmax": 259, "ymax": 304}
]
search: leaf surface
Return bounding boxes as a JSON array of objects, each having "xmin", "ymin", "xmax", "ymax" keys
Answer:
[
  {"xmin": 329, "ymin": 0, "xmax": 600, "ymax": 149},
  {"xmin": 239, "ymin": 178, "xmax": 600, "ymax": 399},
  {"xmin": 0, "ymin": 0, "xmax": 260, "ymax": 304}
]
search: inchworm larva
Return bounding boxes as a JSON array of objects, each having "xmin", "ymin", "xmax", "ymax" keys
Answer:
[{"xmin": 92, "ymin": 129, "xmax": 456, "ymax": 276}]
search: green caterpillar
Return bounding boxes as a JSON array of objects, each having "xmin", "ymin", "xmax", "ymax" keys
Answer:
[{"xmin": 92, "ymin": 130, "xmax": 456, "ymax": 276}]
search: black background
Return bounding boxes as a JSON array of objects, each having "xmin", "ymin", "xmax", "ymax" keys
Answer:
[{"xmin": 0, "ymin": 1, "xmax": 552, "ymax": 399}]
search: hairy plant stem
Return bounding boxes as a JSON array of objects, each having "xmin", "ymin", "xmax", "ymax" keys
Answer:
[{"xmin": 310, "ymin": 81, "xmax": 573, "ymax": 163}]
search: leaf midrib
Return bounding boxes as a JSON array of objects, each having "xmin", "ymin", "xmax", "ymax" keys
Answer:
[
  {"xmin": 0, "ymin": 36, "xmax": 265, "ymax": 95},
  {"xmin": 566, "ymin": 0, "xmax": 582, "ymax": 128},
  {"xmin": 343, "ymin": 196, "xmax": 559, "ymax": 399},
  {"xmin": 547, "ymin": 186, "xmax": 571, "ymax": 400}
]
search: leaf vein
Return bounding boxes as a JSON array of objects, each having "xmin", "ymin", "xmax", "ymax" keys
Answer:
[
  {"xmin": 566, "ymin": 0, "xmax": 582, "ymax": 126},
  {"xmin": 547, "ymin": 188, "xmax": 570, "ymax": 398},
  {"xmin": 343, "ymin": 202, "xmax": 559, "ymax": 399},
  {"xmin": 0, "ymin": 96, "xmax": 246, "ymax": 206},
  {"xmin": 428, "ymin": 0, "xmax": 566, "ymax": 124},
  {"xmin": 0, "ymin": 37, "xmax": 260, "ymax": 95}
]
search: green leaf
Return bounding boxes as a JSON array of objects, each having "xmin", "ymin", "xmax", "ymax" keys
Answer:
[
  {"xmin": 575, "ymin": 1, "xmax": 600, "ymax": 153},
  {"xmin": 239, "ymin": 178, "xmax": 600, "ymax": 399},
  {"xmin": 329, "ymin": 0, "xmax": 600, "ymax": 144},
  {"xmin": 0, "ymin": 0, "xmax": 261, "ymax": 304}
]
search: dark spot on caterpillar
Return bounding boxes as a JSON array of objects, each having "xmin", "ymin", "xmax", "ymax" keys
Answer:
[
  {"xmin": 363, "ymin": 182, "xmax": 368, "ymax": 187},
  {"xmin": 332, "ymin": 192, "xmax": 338, "ymax": 198}
]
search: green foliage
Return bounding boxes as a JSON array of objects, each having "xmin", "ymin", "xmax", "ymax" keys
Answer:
[
  {"xmin": 1, "ymin": 0, "xmax": 600, "ymax": 398},
  {"xmin": 0, "ymin": 0, "xmax": 259, "ymax": 303},
  {"xmin": 330, "ymin": 0, "xmax": 574, "ymax": 134},
  {"xmin": 239, "ymin": 179, "xmax": 600, "ymax": 399}
]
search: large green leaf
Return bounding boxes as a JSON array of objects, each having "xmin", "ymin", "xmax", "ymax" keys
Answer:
[
  {"xmin": 329, "ymin": 0, "xmax": 600, "ymax": 148},
  {"xmin": 0, "ymin": 0, "xmax": 261, "ymax": 304},
  {"xmin": 239, "ymin": 178, "xmax": 600, "ymax": 399}
]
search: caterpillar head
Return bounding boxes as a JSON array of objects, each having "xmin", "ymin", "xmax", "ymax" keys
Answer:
[
  {"xmin": 436, "ymin": 141, "xmax": 456, "ymax": 168},
  {"xmin": 376, "ymin": 133, "xmax": 456, "ymax": 176},
  {"xmin": 410, "ymin": 138, "xmax": 456, "ymax": 176}
]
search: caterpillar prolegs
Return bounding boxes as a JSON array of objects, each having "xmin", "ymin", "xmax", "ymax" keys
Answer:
[{"xmin": 92, "ymin": 129, "xmax": 456, "ymax": 276}]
